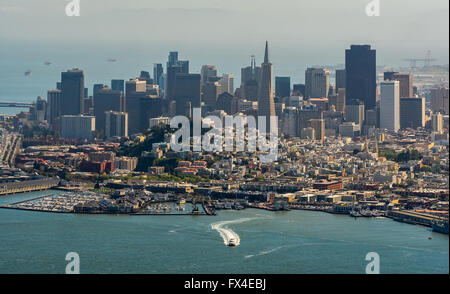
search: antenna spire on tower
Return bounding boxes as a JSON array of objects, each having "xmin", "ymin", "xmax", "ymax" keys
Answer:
[{"xmin": 264, "ymin": 41, "xmax": 269, "ymax": 63}]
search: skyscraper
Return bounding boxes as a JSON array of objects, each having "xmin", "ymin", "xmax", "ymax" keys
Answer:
[
  {"xmin": 126, "ymin": 79, "xmax": 147, "ymax": 135},
  {"xmin": 219, "ymin": 74, "xmax": 234, "ymax": 94},
  {"xmin": 305, "ymin": 68, "xmax": 330, "ymax": 98},
  {"xmin": 430, "ymin": 87, "xmax": 449, "ymax": 115},
  {"xmin": 173, "ymin": 73, "xmax": 201, "ymax": 117},
  {"xmin": 257, "ymin": 41, "xmax": 276, "ymax": 132},
  {"xmin": 93, "ymin": 84, "xmax": 104, "ymax": 96},
  {"xmin": 329, "ymin": 88, "xmax": 346, "ymax": 114},
  {"xmin": 202, "ymin": 82, "xmax": 222, "ymax": 111},
  {"xmin": 61, "ymin": 68, "xmax": 84, "ymax": 115},
  {"xmin": 241, "ymin": 56, "xmax": 262, "ymax": 86},
  {"xmin": 153, "ymin": 63, "xmax": 164, "ymax": 89},
  {"xmin": 275, "ymin": 77, "xmax": 291, "ymax": 98},
  {"xmin": 111, "ymin": 79, "xmax": 125, "ymax": 92},
  {"xmin": 105, "ymin": 111, "xmax": 128, "ymax": 138},
  {"xmin": 60, "ymin": 115, "xmax": 95, "ymax": 140},
  {"xmin": 94, "ymin": 86, "xmax": 125, "ymax": 135},
  {"xmin": 166, "ymin": 52, "xmax": 189, "ymax": 100},
  {"xmin": 380, "ymin": 81, "xmax": 400, "ymax": 132},
  {"xmin": 345, "ymin": 45, "xmax": 376, "ymax": 109},
  {"xmin": 386, "ymin": 73, "xmax": 413, "ymax": 98},
  {"xmin": 200, "ymin": 65, "xmax": 217, "ymax": 88},
  {"xmin": 335, "ymin": 69, "xmax": 346, "ymax": 90},
  {"xmin": 47, "ymin": 89, "xmax": 62, "ymax": 128},
  {"xmin": 346, "ymin": 100, "xmax": 365, "ymax": 127},
  {"xmin": 400, "ymin": 97, "xmax": 425, "ymax": 129}
]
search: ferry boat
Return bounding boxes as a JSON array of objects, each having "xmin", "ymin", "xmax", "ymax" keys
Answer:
[
  {"xmin": 228, "ymin": 238, "xmax": 238, "ymax": 247},
  {"xmin": 432, "ymin": 220, "xmax": 449, "ymax": 234}
]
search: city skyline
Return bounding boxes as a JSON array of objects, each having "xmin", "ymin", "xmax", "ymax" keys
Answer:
[{"xmin": 0, "ymin": 0, "xmax": 448, "ymax": 279}]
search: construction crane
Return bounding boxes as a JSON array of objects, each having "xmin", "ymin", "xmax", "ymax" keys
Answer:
[{"xmin": 404, "ymin": 50, "xmax": 436, "ymax": 68}]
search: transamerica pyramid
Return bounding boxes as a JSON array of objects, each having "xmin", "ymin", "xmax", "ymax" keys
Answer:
[{"xmin": 258, "ymin": 41, "xmax": 276, "ymax": 133}]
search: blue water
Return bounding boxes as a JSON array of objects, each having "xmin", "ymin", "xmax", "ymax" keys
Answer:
[{"xmin": 0, "ymin": 190, "xmax": 448, "ymax": 274}]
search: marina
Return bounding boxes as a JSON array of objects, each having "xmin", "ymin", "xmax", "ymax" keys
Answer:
[{"xmin": 0, "ymin": 195, "xmax": 447, "ymax": 274}]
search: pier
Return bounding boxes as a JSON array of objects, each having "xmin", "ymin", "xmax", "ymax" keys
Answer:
[{"xmin": 0, "ymin": 178, "xmax": 60, "ymax": 195}]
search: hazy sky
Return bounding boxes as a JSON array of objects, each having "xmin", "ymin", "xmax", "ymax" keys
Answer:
[{"xmin": 1, "ymin": 0, "xmax": 449, "ymax": 73}]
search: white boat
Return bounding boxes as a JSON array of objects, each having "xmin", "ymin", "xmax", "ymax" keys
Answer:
[{"xmin": 228, "ymin": 238, "xmax": 238, "ymax": 247}]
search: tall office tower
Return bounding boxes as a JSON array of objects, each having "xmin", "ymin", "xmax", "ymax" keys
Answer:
[
  {"xmin": 84, "ymin": 88, "xmax": 89, "ymax": 99},
  {"xmin": 153, "ymin": 64, "xmax": 164, "ymax": 90},
  {"xmin": 309, "ymin": 118, "xmax": 325, "ymax": 143},
  {"xmin": 126, "ymin": 78, "xmax": 146, "ymax": 95},
  {"xmin": 94, "ymin": 86, "xmax": 125, "ymax": 135},
  {"xmin": 336, "ymin": 88, "xmax": 346, "ymax": 113},
  {"xmin": 298, "ymin": 109, "xmax": 322, "ymax": 138},
  {"xmin": 167, "ymin": 51, "xmax": 179, "ymax": 68},
  {"xmin": 60, "ymin": 115, "xmax": 95, "ymax": 140},
  {"xmin": 47, "ymin": 89, "xmax": 62, "ymax": 127},
  {"xmin": 386, "ymin": 73, "xmax": 413, "ymax": 98},
  {"xmin": 111, "ymin": 79, "xmax": 125, "ymax": 92},
  {"xmin": 345, "ymin": 45, "xmax": 376, "ymax": 109},
  {"xmin": 432, "ymin": 112, "xmax": 443, "ymax": 133},
  {"xmin": 34, "ymin": 96, "xmax": 47, "ymax": 122},
  {"xmin": 365, "ymin": 109, "xmax": 377, "ymax": 127},
  {"xmin": 105, "ymin": 111, "xmax": 128, "ymax": 138},
  {"xmin": 93, "ymin": 84, "xmax": 104, "ymax": 96},
  {"xmin": 242, "ymin": 80, "xmax": 259, "ymax": 101},
  {"xmin": 219, "ymin": 74, "xmax": 234, "ymax": 94},
  {"xmin": 56, "ymin": 82, "xmax": 62, "ymax": 90},
  {"xmin": 173, "ymin": 73, "xmax": 201, "ymax": 117},
  {"xmin": 257, "ymin": 41, "xmax": 276, "ymax": 132},
  {"xmin": 241, "ymin": 55, "xmax": 262, "ymax": 86},
  {"xmin": 83, "ymin": 97, "xmax": 93, "ymax": 115},
  {"xmin": 328, "ymin": 91, "xmax": 344, "ymax": 113},
  {"xmin": 346, "ymin": 100, "xmax": 365, "ymax": 127},
  {"xmin": 166, "ymin": 53, "xmax": 189, "ymax": 100},
  {"xmin": 431, "ymin": 87, "xmax": 449, "ymax": 114},
  {"xmin": 200, "ymin": 65, "xmax": 217, "ymax": 88},
  {"xmin": 280, "ymin": 107, "xmax": 298, "ymax": 137},
  {"xmin": 400, "ymin": 97, "xmax": 425, "ymax": 129},
  {"xmin": 202, "ymin": 82, "xmax": 222, "ymax": 111},
  {"xmin": 383, "ymin": 71, "xmax": 398, "ymax": 81},
  {"xmin": 335, "ymin": 69, "xmax": 346, "ymax": 90},
  {"xmin": 125, "ymin": 79, "xmax": 147, "ymax": 135},
  {"xmin": 292, "ymin": 84, "xmax": 306, "ymax": 97},
  {"xmin": 275, "ymin": 77, "xmax": 291, "ymax": 98},
  {"xmin": 328, "ymin": 84, "xmax": 336, "ymax": 97},
  {"xmin": 380, "ymin": 81, "xmax": 400, "ymax": 132},
  {"xmin": 61, "ymin": 68, "xmax": 84, "ymax": 115},
  {"xmin": 139, "ymin": 71, "xmax": 152, "ymax": 84},
  {"xmin": 305, "ymin": 68, "xmax": 331, "ymax": 98},
  {"xmin": 217, "ymin": 92, "xmax": 238, "ymax": 115}
]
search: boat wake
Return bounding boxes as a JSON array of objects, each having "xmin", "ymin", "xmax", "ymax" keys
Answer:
[
  {"xmin": 211, "ymin": 218, "xmax": 254, "ymax": 246},
  {"xmin": 244, "ymin": 246, "xmax": 288, "ymax": 259}
]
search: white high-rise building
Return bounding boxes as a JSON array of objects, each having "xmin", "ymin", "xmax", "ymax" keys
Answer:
[
  {"xmin": 219, "ymin": 74, "xmax": 234, "ymax": 94},
  {"xmin": 380, "ymin": 81, "xmax": 400, "ymax": 132},
  {"xmin": 432, "ymin": 112, "xmax": 443, "ymax": 134},
  {"xmin": 60, "ymin": 115, "xmax": 95, "ymax": 140}
]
